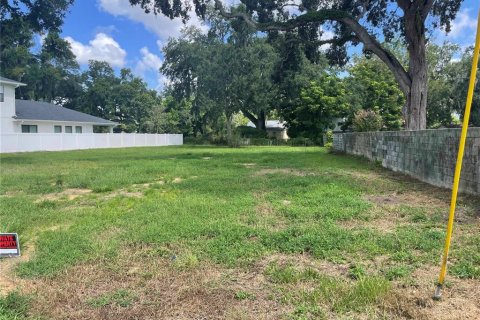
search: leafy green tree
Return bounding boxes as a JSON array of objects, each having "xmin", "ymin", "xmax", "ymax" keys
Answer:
[
  {"xmin": 114, "ymin": 69, "xmax": 160, "ymax": 132},
  {"xmin": 78, "ymin": 61, "xmax": 118, "ymax": 120},
  {"xmin": 129, "ymin": 0, "xmax": 464, "ymax": 131},
  {"xmin": 20, "ymin": 32, "xmax": 82, "ymax": 104},
  {"xmin": 344, "ymin": 56, "xmax": 404, "ymax": 131},
  {"xmin": 449, "ymin": 50, "xmax": 480, "ymax": 127},
  {"xmin": 285, "ymin": 77, "xmax": 348, "ymax": 140},
  {"xmin": 78, "ymin": 62, "xmax": 162, "ymax": 132},
  {"xmin": 426, "ymin": 42, "xmax": 461, "ymax": 127},
  {"xmin": 1, "ymin": 0, "xmax": 75, "ymax": 83},
  {"xmin": 161, "ymin": 27, "xmax": 212, "ymax": 136},
  {"xmin": 425, "ymin": 44, "xmax": 479, "ymax": 127},
  {"xmin": 162, "ymin": 19, "xmax": 279, "ymax": 142},
  {"xmin": 144, "ymin": 98, "xmax": 193, "ymax": 135}
]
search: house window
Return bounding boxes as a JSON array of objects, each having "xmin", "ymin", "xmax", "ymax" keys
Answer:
[
  {"xmin": 54, "ymin": 125, "xmax": 62, "ymax": 133},
  {"xmin": 21, "ymin": 125, "xmax": 38, "ymax": 133},
  {"xmin": 0, "ymin": 85, "xmax": 4, "ymax": 102},
  {"xmin": 65, "ymin": 126, "xmax": 73, "ymax": 133},
  {"xmin": 75, "ymin": 126, "xmax": 82, "ymax": 133}
]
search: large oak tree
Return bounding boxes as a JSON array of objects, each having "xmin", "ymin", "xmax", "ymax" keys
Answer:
[{"xmin": 129, "ymin": 0, "xmax": 463, "ymax": 130}]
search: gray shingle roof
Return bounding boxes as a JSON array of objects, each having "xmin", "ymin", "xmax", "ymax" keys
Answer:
[
  {"xmin": 0, "ymin": 76, "xmax": 26, "ymax": 86},
  {"xmin": 15, "ymin": 100, "xmax": 116, "ymax": 125}
]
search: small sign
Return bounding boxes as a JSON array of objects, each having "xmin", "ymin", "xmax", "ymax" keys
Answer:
[{"xmin": 0, "ymin": 233, "xmax": 20, "ymax": 257}]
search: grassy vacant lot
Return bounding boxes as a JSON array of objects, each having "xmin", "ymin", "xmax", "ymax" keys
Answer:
[{"xmin": 0, "ymin": 146, "xmax": 479, "ymax": 320}]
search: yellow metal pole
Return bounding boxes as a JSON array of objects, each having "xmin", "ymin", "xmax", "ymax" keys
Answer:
[{"xmin": 434, "ymin": 9, "xmax": 480, "ymax": 300}]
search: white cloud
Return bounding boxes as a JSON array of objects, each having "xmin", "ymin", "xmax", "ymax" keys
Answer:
[
  {"xmin": 94, "ymin": 24, "xmax": 119, "ymax": 35},
  {"xmin": 444, "ymin": 10, "xmax": 477, "ymax": 38},
  {"xmin": 319, "ymin": 28, "xmax": 335, "ymax": 50},
  {"xmin": 65, "ymin": 33, "xmax": 127, "ymax": 67},
  {"xmin": 134, "ymin": 46, "xmax": 169, "ymax": 91},
  {"xmin": 98, "ymin": 0, "xmax": 207, "ymax": 40},
  {"xmin": 135, "ymin": 47, "xmax": 162, "ymax": 74}
]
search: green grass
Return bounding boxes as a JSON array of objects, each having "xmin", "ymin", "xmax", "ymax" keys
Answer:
[
  {"xmin": 0, "ymin": 146, "xmax": 478, "ymax": 319},
  {"xmin": 87, "ymin": 289, "xmax": 137, "ymax": 308},
  {"xmin": 0, "ymin": 292, "xmax": 31, "ymax": 320}
]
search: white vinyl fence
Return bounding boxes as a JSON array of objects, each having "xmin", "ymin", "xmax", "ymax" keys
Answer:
[{"xmin": 0, "ymin": 133, "xmax": 183, "ymax": 153}]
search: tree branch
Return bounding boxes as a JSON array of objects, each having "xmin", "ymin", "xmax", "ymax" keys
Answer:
[
  {"xmin": 340, "ymin": 16, "xmax": 411, "ymax": 93},
  {"xmin": 396, "ymin": 0, "xmax": 411, "ymax": 11},
  {"xmin": 213, "ymin": 0, "xmax": 412, "ymax": 94},
  {"xmin": 241, "ymin": 109, "xmax": 258, "ymax": 124},
  {"xmin": 421, "ymin": 0, "xmax": 435, "ymax": 20}
]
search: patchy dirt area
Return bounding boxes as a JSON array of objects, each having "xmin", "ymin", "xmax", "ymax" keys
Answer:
[
  {"xmin": 254, "ymin": 168, "xmax": 315, "ymax": 177},
  {"xmin": 382, "ymin": 266, "xmax": 480, "ymax": 320},
  {"xmin": 3, "ymin": 242, "xmax": 480, "ymax": 320},
  {"xmin": 338, "ymin": 216, "xmax": 401, "ymax": 233},
  {"xmin": 25, "ymin": 249, "xmax": 292, "ymax": 320},
  {"xmin": 103, "ymin": 190, "xmax": 144, "ymax": 199},
  {"xmin": 36, "ymin": 188, "xmax": 92, "ymax": 202},
  {"xmin": 364, "ymin": 192, "xmax": 447, "ymax": 208},
  {"xmin": 363, "ymin": 191, "xmax": 479, "ymax": 224},
  {"xmin": 239, "ymin": 163, "xmax": 256, "ymax": 167},
  {"xmin": 132, "ymin": 180, "xmax": 165, "ymax": 188},
  {"xmin": 34, "ymin": 180, "xmax": 171, "ymax": 203},
  {"xmin": 257, "ymin": 253, "xmax": 350, "ymax": 279},
  {"xmin": 0, "ymin": 244, "xmax": 35, "ymax": 297}
]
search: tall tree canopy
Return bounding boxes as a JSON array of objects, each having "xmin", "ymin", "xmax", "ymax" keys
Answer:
[
  {"xmin": 129, "ymin": 0, "xmax": 464, "ymax": 130},
  {"xmin": 426, "ymin": 44, "xmax": 480, "ymax": 127},
  {"xmin": 1, "ymin": 0, "xmax": 75, "ymax": 81},
  {"xmin": 161, "ymin": 17, "xmax": 279, "ymax": 141},
  {"xmin": 344, "ymin": 55, "xmax": 404, "ymax": 131}
]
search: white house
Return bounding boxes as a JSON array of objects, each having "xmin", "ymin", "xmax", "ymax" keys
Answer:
[
  {"xmin": 0, "ymin": 76, "xmax": 183, "ymax": 153},
  {"xmin": 247, "ymin": 120, "xmax": 289, "ymax": 140},
  {"xmin": 0, "ymin": 76, "xmax": 116, "ymax": 134}
]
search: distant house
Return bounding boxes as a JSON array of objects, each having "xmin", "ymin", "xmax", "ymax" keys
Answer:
[
  {"xmin": 0, "ymin": 76, "xmax": 116, "ymax": 134},
  {"xmin": 331, "ymin": 118, "xmax": 346, "ymax": 133},
  {"xmin": 247, "ymin": 120, "xmax": 289, "ymax": 140}
]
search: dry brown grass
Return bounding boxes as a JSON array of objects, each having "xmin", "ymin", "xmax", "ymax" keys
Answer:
[
  {"xmin": 0, "ymin": 244, "xmax": 35, "ymax": 296},
  {"xmin": 253, "ymin": 168, "xmax": 315, "ymax": 177},
  {"xmin": 103, "ymin": 190, "xmax": 144, "ymax": 199},
  {"xmin": 36, "ymin": 188, "xmax": 92, "ymax": 202},
  {"xmin": 172, "ymin": 177, "xmax": 184, "ymax": 184},
  {"xmin": 25, "ymin": 247, "xmax": 292, "ymax": 320},
  {"xmin": 381, "ymin": 266, "xmax": 480, "ymax": 320},
  {"xmin": 364, "ymin": 191, "xmax": 447, "ymax": 208},
  {"xmin": 249, "ymin": 192, "xmax": 288, "ymax": 231}
]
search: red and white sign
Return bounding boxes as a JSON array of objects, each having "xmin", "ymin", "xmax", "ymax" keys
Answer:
[{"xmin": 0, "ymin": 233, "xmax": 20, "ymax": 257}]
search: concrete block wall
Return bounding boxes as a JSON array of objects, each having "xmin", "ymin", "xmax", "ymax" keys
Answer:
[{"xmin": 333, "ymin": 128, "xmax": 480, "ymax": 196}]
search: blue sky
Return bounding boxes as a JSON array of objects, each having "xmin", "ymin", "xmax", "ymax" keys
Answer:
[{"xmin": 59, "ymin": 0, "xmax": 479, "ymax": 91}]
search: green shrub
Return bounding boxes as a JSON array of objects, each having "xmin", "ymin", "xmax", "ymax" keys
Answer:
[
  {"xmin": 288, "ymin": 137, "xmax": 317, "ymax": 146},
  {"xmin": 352, "ymin": 109, "xmax": 383, "ymax": 132},
  {"xmin": 235, "ymin": 126, "xmax": 267, "ymax": 138},
  {"xmin": 183, "ymin": 136, "xmax": 211, "ymax": 145}
]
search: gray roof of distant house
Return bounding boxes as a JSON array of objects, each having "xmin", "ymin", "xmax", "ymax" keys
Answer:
[
  {"xmin": 247, "ymin": 120, "xmax": 286, "ymax": 131},
  {"xmin": 0, "ymin": 76, "xmax": 26, "ymax": 86},
  {"xmin": 14, "ymin": 100, "xmax": 116, "ymax": 125}
]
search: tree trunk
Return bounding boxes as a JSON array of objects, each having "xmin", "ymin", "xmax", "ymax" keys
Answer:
[
  {"xmin": 403, "ymin": 6, "xmax": 428, "ymax": 130},
  {"xmin": 226, "ymin": 112, "xmax": 233, "ymax": 146},
  {"xmin": 257, "ymin": 111, "xmax": 266, "ymax": 131},
  {"xmin": 404, "ymin": 60, "xmax": 427, "ymax": 130},
  {"xmin": 241, "ymin": 109, "xmax": 267, "ymax": 131},
  {"xmin": 214, "ymin": 0, "xmax": 434, "ymax": 129}
]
